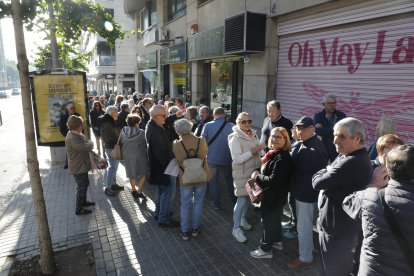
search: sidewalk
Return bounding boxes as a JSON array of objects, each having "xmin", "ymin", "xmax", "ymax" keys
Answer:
[{"xmin": 0, "ymin": 147, "xmax": 321, "ymax": 276}]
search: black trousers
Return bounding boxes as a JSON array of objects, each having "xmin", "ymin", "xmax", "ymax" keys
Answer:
[
  {"xmin": 260, "ymin": 206, "xmax": 283, "ymax": 252},
  {"xmin": 74, "ymin": 173, "xmax": 89, "ymax": 212}
]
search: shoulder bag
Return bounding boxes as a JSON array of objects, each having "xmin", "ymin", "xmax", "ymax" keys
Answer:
[
  {"xmin": 245, "ymin": 178, "xmax": 266, "ymax": 204},
  {"xmin": 111, "ymin": 134, "xmax": 122, "ymax": 160},
  {"xmin": 207, "ymin": 120, "xmax": 227, "ymax": 146},
  {"xmin": 180, "ymin": 138, "xmax": 207, "ymax": 184},
  {"xmin": 377, "ymin": 188, "xmax": 414, "ymax": 274}
]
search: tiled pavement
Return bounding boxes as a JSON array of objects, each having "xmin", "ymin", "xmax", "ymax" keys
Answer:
[{"xmin": 0, "ymin": 147, "xmax": 321, "ymax": 275}]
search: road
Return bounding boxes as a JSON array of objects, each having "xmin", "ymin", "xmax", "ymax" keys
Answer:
[{"xmin": 0, "ymin": 94, "xmax": 28, "ymax": 212}]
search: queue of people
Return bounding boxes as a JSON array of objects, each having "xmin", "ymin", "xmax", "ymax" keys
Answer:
[{"xmin": 62, "ymin": 93, "xmax": 413, "ymax": 275}]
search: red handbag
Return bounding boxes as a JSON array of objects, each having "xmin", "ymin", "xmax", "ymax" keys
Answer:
[{"xmin": 245, "ymin": 179, "xmax": 265, "ymax": 204}]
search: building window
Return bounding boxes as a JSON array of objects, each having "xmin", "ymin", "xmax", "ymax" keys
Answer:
[
  {"xmin": 168, "ymin": 0, "xmax": 186, "ymax": 21},
  {"xmin": 140, "ymin": 0, "xmax": 157, "ymax": 32},
  {"xmin": 198, "ymin": 0, "xmax": 210, "ymax": 5}
]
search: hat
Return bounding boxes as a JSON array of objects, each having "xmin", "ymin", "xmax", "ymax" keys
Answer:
[{"xmin": 295, "ymin": 116, "xmax": 314, "ymax": 128}]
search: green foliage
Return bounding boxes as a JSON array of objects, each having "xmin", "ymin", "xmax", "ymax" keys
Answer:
[{"xmin": 0, "ymin": 0, "xmax": 37, "ymax": 23}]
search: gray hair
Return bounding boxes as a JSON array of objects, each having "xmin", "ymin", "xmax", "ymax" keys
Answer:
[
  {"xmin": 105, "ymin": 105, "xmax": 118, "ymax": 115},
  {"xmin": 323, "ymin": 94, "xmax": 336, "ymax": 104},
  {"xmin": 236, "ymin": 112, "xmax": 249, "ymax": 125},
  {"xmin": 266, "ymin": 100, "xmax": 280, "ymax": 110},
  {"xmin": 149, "ymin": 105, "xmax": 166, "ymax": 119},
  {"xmin": 168, "ymin": 106, "xmax": 179, "ymax": 114},
  {"xmin": 376, "ymin": 118, "xmax": 396, "ymax": 139},
  {"xmin": 199, "ymin": 106, "xmax": 209, "ymax": 113},
  {"xmin": 213, "ymin": 107, "xmax": 225, "ymax": 116},
  {"xmin": 174, "ymin": 118, "xmax": 192, "ymax": 135},
  {"xmin": 387, "ymin": 144, "xmax": 414, "ymax": 182},
  {"xmin": 334, "ymin": 117, "xmax": 366, "ymax": 144}
]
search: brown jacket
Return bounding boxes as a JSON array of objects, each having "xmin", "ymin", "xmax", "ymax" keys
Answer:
[
  {"xmin": 65, "ymin": 131, "xmax": 94, "ymax": 175},
  {"xmin": 173, "ymin": 134, "xmax": 211, "ymax": 187}
]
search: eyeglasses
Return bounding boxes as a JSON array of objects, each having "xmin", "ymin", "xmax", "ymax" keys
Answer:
[
  {"xmin": 271, "ymin": 135, "xmax": 284, "ymax": 140},
  {"xmin": 241, "ymin": 119, "xmax": 252, "ymax": 124}
]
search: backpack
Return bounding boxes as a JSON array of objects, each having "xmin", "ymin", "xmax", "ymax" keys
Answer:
[{"xmin": 180, "ymin": 138, "xmax": 207, "ymax": 185}]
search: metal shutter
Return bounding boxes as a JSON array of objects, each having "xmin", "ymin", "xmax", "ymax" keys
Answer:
[{"xmin": 276, "ymin": 15, "xmax": 414, "ymax": 145}]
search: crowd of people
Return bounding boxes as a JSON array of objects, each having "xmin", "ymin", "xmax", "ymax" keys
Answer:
[{"xmin": 61, "ymin": 92, "xmax": 414, "ymax": 276}]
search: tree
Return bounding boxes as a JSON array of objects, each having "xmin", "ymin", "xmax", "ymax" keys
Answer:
[{"xmin": 9, "ymin": 0, "xmax": 56, "ymax": 274}]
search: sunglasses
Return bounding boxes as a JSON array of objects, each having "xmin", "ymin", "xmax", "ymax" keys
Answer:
[{"xmin": 241, "ymin": 119, "xmax": 252, "ymax": 124}]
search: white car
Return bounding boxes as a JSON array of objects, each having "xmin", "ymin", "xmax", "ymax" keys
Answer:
[{"xmin": 0, "ymin": 90, "xmax": 9, "ymax": 99}]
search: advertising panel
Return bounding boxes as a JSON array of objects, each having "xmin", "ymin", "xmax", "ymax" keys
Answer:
[{"xmin": 31, "ymin": 72, "xmax": 87, "ymax": 146}]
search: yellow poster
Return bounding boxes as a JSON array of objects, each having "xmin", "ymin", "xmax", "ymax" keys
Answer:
[{"xmin": 32, "ymin": 73, "xmax": 86, "ymax": 145}]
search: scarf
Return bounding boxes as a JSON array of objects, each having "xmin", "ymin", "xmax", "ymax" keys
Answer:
[
  {"xmin": 260, "ymin": 148, "xmax": 281, "ymax": 164},
  {"xmin": 242, "ymin": 129, "xmax": 253, "ymax": 137}
]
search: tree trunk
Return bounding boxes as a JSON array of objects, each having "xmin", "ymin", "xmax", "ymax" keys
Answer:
[{"xmin": 10, "ymin": 0, "xmax": 56, "ymax": 274}]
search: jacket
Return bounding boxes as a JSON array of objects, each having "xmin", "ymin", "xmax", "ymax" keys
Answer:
[
  {"xmin": 313, "ymin": 148, "xmax": 373, "ymax": 236},
  {"xmin": 260, "ymin": 115, "xmax": 293, "ymax": 146},
  {"xmin": 314, "ymin": 109, "xmax": 346, "ymax": 162},
  {"xmin": 173, "ymin": 134, "xmax": 211, "ymax": 188},
  {"xmin": 201, "ymin": 117, "xmax": 234, "ymax": 165},
  {"xmin": 89, "ymin": 108, "xmax": 104, "ymax": 133},
  {"xmin": 254, "ymin": 149, "xmax": 293, "ymax": 209},
  {"xmin": 292, "ymin": 135, "xmax": 328, "ymax": 203},
  {"xmin": 343, "ymin": 180, "xmax": 414, "ymax": 275},
  {"xmin": 59, "ymin": 111, "xmax": 80, "ymax": 137},
  {"xmin": 100, "ymin": 113, "xmax": 120, "ymax": 149},
  {"xmin": 120, "ymin": 126, "xmax": 148, "ymax": 178},
  {"xmin": 145, "ymin": 119, "xmax": 175, "ymax": 185},
  {"xmin": 228, "ymin": 126, "xmax": 262, "ymax": 196},
  {"xmin": 65, "ymin": 131, "xmax": 93, "ymax": 175},
  {"xmin": 117, "ymin": 110, "xmax": 129, "ymax": 129}
]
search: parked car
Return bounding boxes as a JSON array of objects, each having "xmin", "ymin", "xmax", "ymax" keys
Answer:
[
  {"xmin": 0, "ymin": 90, "xmax": 9, "ymax": 99},
  {"xmin": 12, "ymin": 88, "xmax": 21, "ymax": 95}
]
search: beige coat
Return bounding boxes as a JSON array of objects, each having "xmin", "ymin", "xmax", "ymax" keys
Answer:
[
  {"xmin": 173, "ymin": 134, "xmax": 211, "ymax": 187},
  {"xmin": 65, "ymin": 131, "xmax": 94, "ymax": 175}
]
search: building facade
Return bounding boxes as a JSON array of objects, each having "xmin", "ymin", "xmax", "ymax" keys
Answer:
[{"xmin": 125, "ymin": 0, "xmax": 414, "ymax": 145}]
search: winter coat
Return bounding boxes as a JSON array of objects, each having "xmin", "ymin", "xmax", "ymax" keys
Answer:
[
  {"xmin": 145, "ymin": 120, "xmax": 175, "ymax": 186},
  {"xmin": 65, "ymin": 131, "xmax": 93, "ymax": 175},
  {"xmin": 343, "ymin": 180, "xmax": 414, "ymax": 275},
  {"xmin": 100, "ymin": 113, "xmax": 120, "ymax": 150},
  {"xmin": 260, "ymin": 115, "xmax": 293, "ymax": 147},
  {"xmin": 254, "ymin": 149, "xmax": 293, "ymax": 209},
  {"xmin": 173, "ymin": 134, "xmax": 211, "ymax": 187},
  {"xmin": 228, "ymin": 126, "xmax": 262, "ymax": 197},
  {"xmin": 120, "ymin": 126, "xmax": 148, "ymax": 179},
  {"xmin": 117, "ymin": 110, "xmax": 129, "ymax": 130},
  {"xmin": 313, "ymin": 148, "xmax": 373, "ymax": 236},
  {"xmin": 89, "ymin": 108, "xmax": 104, "ymax": 137}
]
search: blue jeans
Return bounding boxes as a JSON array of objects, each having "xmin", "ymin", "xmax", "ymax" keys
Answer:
[
  {"xmin": 233, "ymin": 196, "xmax": 249, "ymax": 229},
  {"xmin": 180, "ymin": 184, "xmax": 207, "ymax": 232},
  {"xmin": 208, "ymin": 164, "xmax": 236, "ymax": 207},
  {"xmin": 105, "ymin": 149, "xmax": 119, "ymax": 189},
  {"xmin": 155, "ymin": 175, "xmax": 176, "ymax": 223}
]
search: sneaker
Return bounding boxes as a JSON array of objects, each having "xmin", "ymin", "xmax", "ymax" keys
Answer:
[
  {"xmin": 137, "ymin": 192, "xmax": 147, "ymax": 199},
  {"xmin": 105, "ymin": 188, "xmax": 116, "ymax": 196},
  {"xmin": 84, "ymin": 201, "xmax": 95, "ymax": 207},
  {"xmin": 250, "ymin": 248, "xmax": 273, "ymax": 259},
  {"xmin": 281, "ymin": 221, "xmax": 293, "ymax": 229},
  {"xmin": 272, "ymin": 241, "xmax": 283, "ymax": 251},
  {"xmin": 288, "ymin": 258, "xmax": 313, "ymax": 269},
  {"xmin": 232, "ymin": 228, "xmax": 247, "ymax": 243},
  {"xmin": 283, "ymin": 229, "xmax": 298, "ymax": 239},
  {"xmin": 181, "ymin": 231, "xmax": 189, "ymax": 241},
  {"xmin": 240, "ymin": 218, "xmax": 252, "ymax": 231},
  {"xmin": 192, "ymin": 228, "xmax": 201, "ymax": 237},
  {"xmin": 111, "ymin": 184, "xmax": 124, "ymax": 190}
]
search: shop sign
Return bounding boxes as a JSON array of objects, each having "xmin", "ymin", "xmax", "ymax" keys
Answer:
[
  {"xmin": 30, "ymin": 71, "xmax": 87, "ymax": 146},
  {"xmin": 104, "ymin": 74, "xmax": 116, "ymax": 79},
  {"xmin": 160, "ymin": 42, "xmax": 186, "ymax": 65},
  {"xmin": 188, "ymin": 26, "xmax": 224, "ymax": 61},
  {"xmin": 137, "ymin": 52, "xmax": 157, "ymax": 70}
]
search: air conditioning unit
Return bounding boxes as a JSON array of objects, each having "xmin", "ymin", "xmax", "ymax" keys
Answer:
[
  {"xmin": 156, "ymin": 27, "xmax": 169, "ymax": 41},
  {"xmin": 224, "ymin": 11, "xmax": 266, "ymax": 55}
]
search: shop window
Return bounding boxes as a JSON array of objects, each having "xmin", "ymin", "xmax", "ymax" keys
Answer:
[
  {"xmin": 168, "ymin": 0, "xmax": 186, "ymax": 21},
  {"xmin": 171, "ymin": 63, "xmax": 186, "ymax": 96}
]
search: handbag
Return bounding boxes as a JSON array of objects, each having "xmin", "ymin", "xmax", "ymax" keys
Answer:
[
  {"xmin": 245, "ymin": 178, "xmax": 265, "ymax": 204},
  {"xmin": 111, "ymin": 134, "xmax": 122, "ymax": 160},
  {"xmin": 180, "ymin": 138, "xmax": 208, "ymax": 185},
  {"xmin": 377, "ymin": 188, "xmax": 414, "ymax": 273},
  {"xmin": 89, "ymin": 151, "xmax": 108, "ymax": 170}
]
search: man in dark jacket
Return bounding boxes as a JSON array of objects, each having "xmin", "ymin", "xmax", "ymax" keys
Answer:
[
  {"xmin": 288, "ymin": 117, "xmax": 328, "ymax": 269},
  {"xmin": 313, "ymin": 94, "xmax": 346, "ymax": 163},
  {"xmin": 145, "ymin": 105, "xmax": 181, "ymax": 227},
  {"xmin": 193, "ymin": 106, "xmax": 212, "ymax": 137},
  {"xmin": 260, "ymin": 100, "xmax": 293, "ymax": 147},
  {"xmin": 312, "ymin": 117, "xmax": 373, "ymax": 276},
  {"xmin": 116, "ymin": 102, "xmax": 129, "ymax": 129},
  {"xmin": 101, "ymin": 106, "xmax": 123, "ymax": 196}
]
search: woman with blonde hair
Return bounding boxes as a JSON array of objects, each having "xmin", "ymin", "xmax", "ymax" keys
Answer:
[{"xmin": 250, "ymin": 127, "xmax": 293, "ymax": 258}]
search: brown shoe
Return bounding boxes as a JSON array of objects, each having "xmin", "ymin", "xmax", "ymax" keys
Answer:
[{"xmin": 288, "ymin": 258, "xmax": 313, "ymax": 269}]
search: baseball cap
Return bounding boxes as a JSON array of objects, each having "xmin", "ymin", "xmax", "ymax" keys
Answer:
[{"xmin": 295, "ymin": 116, "xmax": 314, "ymax": 128}]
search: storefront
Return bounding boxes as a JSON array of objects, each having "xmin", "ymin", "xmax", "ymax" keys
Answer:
[
  {"xmin": 160, "ymin": 42, "xmax": 187, "ymax": 98},
  {"xmin": 188, "ymin": 26, "xmax": 243, "ymax": 122},
  {"xmin": 137, "ymin": 51, "xmax": 157, "ymax": 94},
  {"xmin": 275, "ymin": 0, "xmax": 414, "ymax": 145}
]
